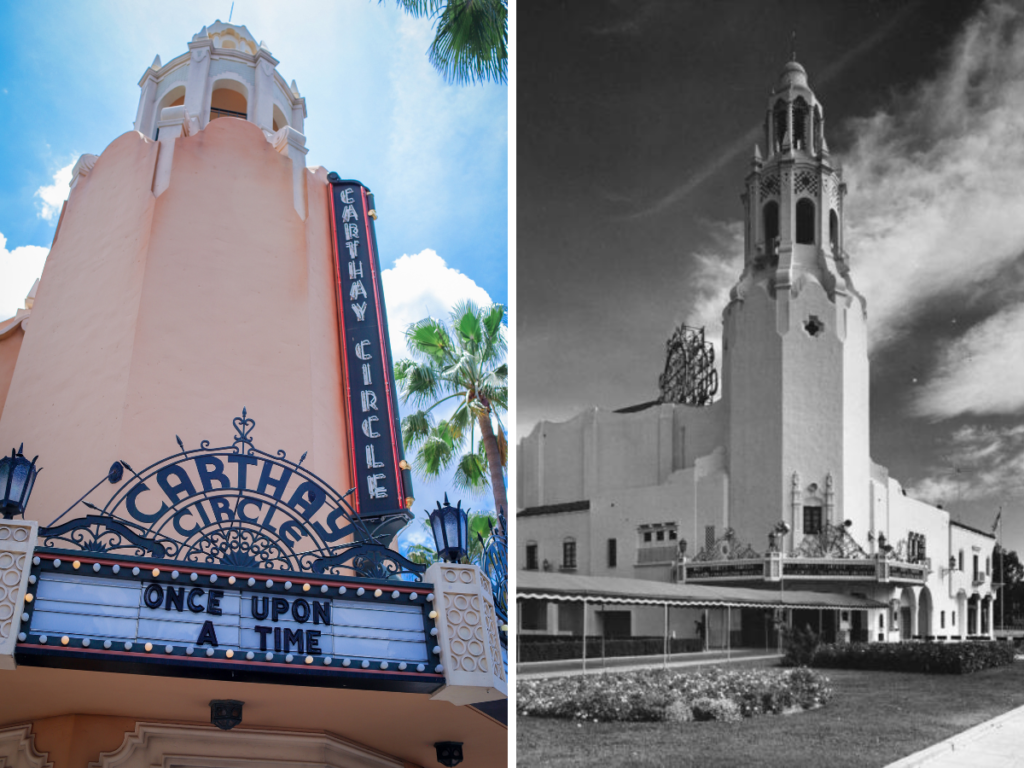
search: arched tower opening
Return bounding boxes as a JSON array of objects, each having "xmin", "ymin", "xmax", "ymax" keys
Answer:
[
  {"xmin": 792, "ymin": 97, "xmax": 810, "ymax": 151},
  {"xmin": 153, "ymin": 85, "xmax": 186, "ymax": 139},
  {"xmin": 763, "ymin": 201, "xmax": 779, "ymax": 255},
  {"xmin": 272, "ymin": 104, "xmax": 290, "ymax": 133},
  {"xmin": 209, "ymin": 80, "xmax": 249, "ymax": 123},
  {"xmin": 795, "ymin": 198, "xmax": 815, "ymax": 245},
  {"xmin": 829, "ymin": 209, "xmax": 839, "ymax": 254},
  {"xmin": 772, "ymin": 100, "xmax": 787, "ymax": 153}
]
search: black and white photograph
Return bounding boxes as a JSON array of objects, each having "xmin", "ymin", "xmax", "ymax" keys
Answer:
[{"xmin": 515, "ymin": 1, "xmax": 1024, "ymax": 765}]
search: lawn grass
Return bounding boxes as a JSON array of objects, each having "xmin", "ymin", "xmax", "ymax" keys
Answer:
[{"xmin": 517, "ymin": 662, "xmax": 1024, "ymax": 767}]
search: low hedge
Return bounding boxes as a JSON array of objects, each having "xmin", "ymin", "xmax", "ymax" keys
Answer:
[
  {"xmin": 805, "ymin": 640, "xmax": 1015, "ymax": 674},
  {"xmin": 518, "ymin": 635, "xmax": 702, "ymax": 663},
  {"xmin": 518, "ymin": 666, "xmax": 833, "ymax": 722}
]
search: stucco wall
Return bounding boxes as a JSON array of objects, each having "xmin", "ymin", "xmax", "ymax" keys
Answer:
[
  {"xmin": 0, "ymin": 323, "xmax": 24, "ymax": 422},
  {"xmin": 0, "ymin": 120, "xmax": 351, "ymax": 522}
]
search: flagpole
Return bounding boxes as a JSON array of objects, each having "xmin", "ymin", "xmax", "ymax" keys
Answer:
[{"xmin": 1000, "ymin": 508, "xmax": 1005, "ymax": 632}]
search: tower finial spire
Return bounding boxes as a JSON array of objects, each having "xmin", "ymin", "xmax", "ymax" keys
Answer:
[{"xmin": 790, "ymin": 31, "xmax": 797, "ymax": 62}]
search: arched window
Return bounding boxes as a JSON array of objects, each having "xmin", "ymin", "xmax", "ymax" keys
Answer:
[
  {"xmin": 763, "ymin": 201, "xmax": 779, "ymax": 254},
  {"xmin": 829, "ymin": 209, "xmax": 839, "ymax": 254},
  {"xmin": 562, "ymin": 537, "xmax": 577, "ymax": 570},
  {"xmin": 796, "ymin": 198, "xmax": 815, "ymax": 244}
]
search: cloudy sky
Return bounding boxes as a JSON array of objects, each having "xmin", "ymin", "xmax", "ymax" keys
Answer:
[
  {"xmin": 0, "ymin": 1, "xmax": 507, "ymax": 552},
  {"xmin": 518, "ymin": 0, "xmax": 1024, "ymax": 549}
]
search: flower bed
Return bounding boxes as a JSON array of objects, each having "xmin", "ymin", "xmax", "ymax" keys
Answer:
[
  {"xmin": 805, "ymin": 640, "xmax": 1015, "ymax": 674},
  {"xmin": 517, "ymin": 666, "xmax": 833, "ymax": 722}
]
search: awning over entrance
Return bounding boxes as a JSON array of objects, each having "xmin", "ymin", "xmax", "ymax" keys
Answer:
[{"xmin": 518, "ymin": 571, "xmax": 886, "ymax": 610}]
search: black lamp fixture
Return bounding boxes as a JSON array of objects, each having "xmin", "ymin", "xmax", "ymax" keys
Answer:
[
  {"xmin": 429, "ymin": 494, "xmax": 469, "ymax": 563},
  {"xmin": 0, "ymin": 444, "xmax": 40, "ymax": 520},
  {"xmin": 210, "ymin": 700, "xmax": 244, "ymax": 730},
  {"xmin": 434, "ymin": 741, "xmax": 463, "ymax": 767}
]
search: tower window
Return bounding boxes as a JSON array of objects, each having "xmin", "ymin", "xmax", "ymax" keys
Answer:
[
  {"xmin": 803, "ymin": 506, "xmax": 823, "ymax": 535},
  {"xmin": 796, "ymin": 198, "xmax": 816, "ymax": 244},
  {"xmin": 607, "ymin": 538, "xmax": 617, "ymax": 568},
  {"xmin": 763, "ymin": 201, "xmax": 779, "ymax": 256},
  {"xmin": 829, "ymin": 209, "xmax": 839, "ymax": 254}
]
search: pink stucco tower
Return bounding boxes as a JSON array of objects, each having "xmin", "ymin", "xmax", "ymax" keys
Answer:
[{"xmin": 0, "ymin": 22, "xmax": 411, "ymax": 533}]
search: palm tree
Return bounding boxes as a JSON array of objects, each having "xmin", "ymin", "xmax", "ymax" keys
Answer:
[
  {"xmin": 384, "ymin": 0, "xmax": 507, "ymax": 86},
  {"xmin": 395, "ymin": 301, "xmax": 507, "ymax": 513}
]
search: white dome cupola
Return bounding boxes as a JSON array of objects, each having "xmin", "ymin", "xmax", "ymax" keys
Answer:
[{"xmin": 133, "ymin": 21, "xmax": 307, "ymax": 142}]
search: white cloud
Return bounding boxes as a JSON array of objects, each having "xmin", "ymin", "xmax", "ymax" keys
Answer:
[
  {"xmin": 913, "ymin": 304, "xmax": 1024, "ymax": 419},
  {"xmin": 381, "ymin": 249, "xmax": 494, "ymax": 363},
  {"xmin": 0, "ymin": 233, "xmax": 48, "ymax": 321},
  {"xmin": 843, "ymin": 1, "xmax": 1024, "ymax": 348},
  {"xmin": 907, "ymin": 424, "xmax": 1024, "ymax": 506},
  {"xmin": 34, "ymin": 161, "xmax": 75, "ymax": 221}
]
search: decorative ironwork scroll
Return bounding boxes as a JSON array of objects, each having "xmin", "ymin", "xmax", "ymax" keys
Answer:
[
  {"xmin": 40, "ymin": 410, "xmax": 426, "ymax": 582},
  {"xmin": 658, "ymin": 324, "xmax": 718, "ymax": 406},
  {"xmin": 475, "ymin": 508, "xmax": 508, "ymax": 629},
  {"xmin": 692, "ymin": 527, "xmax": 760, "ymax": 562},
  {"xmin": 791, "ymin": 521, "xmax": 868, "ymax": 559}
]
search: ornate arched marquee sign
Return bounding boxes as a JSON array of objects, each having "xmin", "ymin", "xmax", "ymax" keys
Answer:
[{"xmin": 41, "ymin": 409, "xmax": 424, "ymax": 581}]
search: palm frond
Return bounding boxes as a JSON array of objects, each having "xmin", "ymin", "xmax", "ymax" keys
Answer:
[
  {"xmin": 452, "ymin": 451, "xmax": 489, "ymax": 491},
  {"xmin": 406, "ymin": 318, "xmax": 455, "ymax": 365},
  {"xmin": 401, "ymin": 410, "xmax": 434, "ymax": 448},
  {"xmin": 428, "ymin": 0, "xmax": 508, "ymax": 86}
]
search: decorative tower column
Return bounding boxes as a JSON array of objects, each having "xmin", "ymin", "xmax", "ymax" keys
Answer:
[{"xmin": 723, "ymin": 59, "xmax": 871, "ymax": 549}]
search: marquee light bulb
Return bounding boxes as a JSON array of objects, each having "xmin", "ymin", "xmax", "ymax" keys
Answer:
[
  {"xmin": 303, "ymin": 583, "xmax": 310, "ymax": 592},
  {"xmin": 24, "ymin": 593, "xmax": 32, "ymax": 603},
  {"xmin": 151, "ymin": 568, "xmax": 160, "ymax": 577},
  {"xmin": 61, "ymin": 636, "xmax": 70, "ymax": 645},
  {"xmin": 73, "ymin": 561, "xmax": 80, "ymax": 570},
  {"xmin": 226, "ymin": 649, "xmax": 234, "ymax": 658},
  {"xmin": 374, "ymin": 589, "xmax": 382, "ymax": 598}
]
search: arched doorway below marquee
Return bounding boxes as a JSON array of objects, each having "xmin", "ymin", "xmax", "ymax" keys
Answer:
[
  {"xmin": 917, "ymin": 587, "xmax": 933, "ymax": 638},
  {"xmin": 899, "ymin": 587, "xmax": 916, "ymax": 640}
]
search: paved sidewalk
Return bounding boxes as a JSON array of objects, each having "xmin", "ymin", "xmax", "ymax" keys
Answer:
[
  {"xmin": 887, "ymin": 704, "xmax": 1024, "ymax": 767},
  {"xmin": 518, "ymin": 649, "xmax": 782, "ymax": 680}
]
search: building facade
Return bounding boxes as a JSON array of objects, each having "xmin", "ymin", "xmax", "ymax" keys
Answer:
[
  {"xmin": 0, "ymin": 22, "xmax": 506, "ymax": 768},
  {"xmin": 518, "ymin": 59, "xmax": 996, "ymax": 648}
]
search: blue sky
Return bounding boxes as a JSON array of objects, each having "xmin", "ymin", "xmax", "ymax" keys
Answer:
[{"xmin": 0, "ymin": 1, "xmax": 508, "ymax": 554}]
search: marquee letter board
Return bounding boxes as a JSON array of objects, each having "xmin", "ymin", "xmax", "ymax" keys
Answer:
[
  {"xmin": 16, "ymin": 553, "xmax": 443, "ymax": 693},
  {"xmin": 327, "ymin": 174, "xmax": 411, "ymax": 521}
]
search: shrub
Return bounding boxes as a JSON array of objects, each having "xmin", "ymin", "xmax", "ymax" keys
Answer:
[
  {"xmin": 664, "ymin": 699, "xmax": 694, "ymax": 723},
  {"xmin": 808, "ymin": 640, "xmax": 1015, "ymax": 674},
  {"xmin": 692, "ymin": 697, "xmax": 742, "ymax": 722},
  {"xmin": 517, "ymin": 666, "xmax": 833, "ymax": 723},
  {"xmin": 782, "ymin": 623, "xmax": 821, "ymax": 667}
]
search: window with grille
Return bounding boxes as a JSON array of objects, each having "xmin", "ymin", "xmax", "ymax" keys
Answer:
[
  {"xmin": 525, "ymin": 543, "xmax": 538, "ymax": 571},
  {"xmin": 803, "ymin": 506, "xmax": 823, "ymax": 535},
  {"xmin": 563, "ymin": 538, "xmax": 577, "ymax": 570}
]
